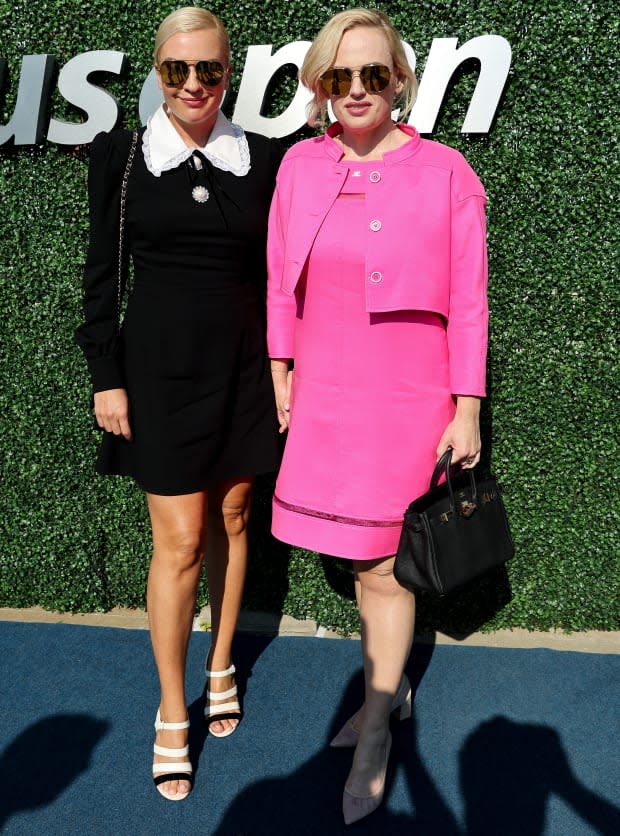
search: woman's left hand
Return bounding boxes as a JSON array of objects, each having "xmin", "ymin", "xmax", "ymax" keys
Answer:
[
  {"xmin": 271, "ymin": 359, "xmax": 293, "ymax": 433},
  {"xmin": 436, "ymin": 396, "xmax": 481, "ymax": 469}
]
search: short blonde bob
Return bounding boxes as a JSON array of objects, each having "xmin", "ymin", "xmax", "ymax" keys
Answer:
[
  {"xmin": 300, "ymin": 8, "xmax": 417, "ymax": 127},
  {"xmin": 153, "ymin": 6, "xmax": 230, "ymax": 66}
]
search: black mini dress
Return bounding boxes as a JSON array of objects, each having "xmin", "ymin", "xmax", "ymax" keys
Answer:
[{"xmin": 77, "ymin": 124, "xmax": 281, "ymax": 495}]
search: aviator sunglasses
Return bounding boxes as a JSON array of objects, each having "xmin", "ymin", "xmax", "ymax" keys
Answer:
[
  {"xmin": 158, "ymin": 59, "xmax": 226, "ymax": 87},
  {"xmin": 319, "ymin": 63, "xmax": 392, "ymax": 96}
]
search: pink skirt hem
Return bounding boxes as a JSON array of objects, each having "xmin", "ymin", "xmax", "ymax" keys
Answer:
[{"xmin": 272, "ymin": 501, "xmax": 401, "ymax": 560}]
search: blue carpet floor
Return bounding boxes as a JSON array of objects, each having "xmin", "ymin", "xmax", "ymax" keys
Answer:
[{"xmin": 0, "ymin": 622, "xmax": 618, "ymax": 835}]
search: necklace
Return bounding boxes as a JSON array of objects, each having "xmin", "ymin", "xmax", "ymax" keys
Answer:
[{"xmin": 188, "ymin": 153, "xmax": 210, "ymax": 203}]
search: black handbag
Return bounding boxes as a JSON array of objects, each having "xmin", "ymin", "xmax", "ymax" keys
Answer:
[{"xmin": 394, "ymin": 449, "xmax": 514, "ymax": 595}]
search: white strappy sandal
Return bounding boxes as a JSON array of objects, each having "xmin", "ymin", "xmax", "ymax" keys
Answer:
[
  {"xmin": 152, "ymin": 710, "xmax": 193, "ymax": 801},
  {"xmin": 204, "ymin": 662, "xmax": 241, "ymax": 738}
]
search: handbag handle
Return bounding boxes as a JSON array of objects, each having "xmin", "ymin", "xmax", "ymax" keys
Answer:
[
  {"xmin": 116, "ymin": 129, "xmax": 139, "ymax": 333},
  {"xmin": 430, "ymin": 448, "xmax": 477, "ymax": 514}
]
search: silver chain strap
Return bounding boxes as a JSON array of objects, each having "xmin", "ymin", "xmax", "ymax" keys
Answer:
[{"xmin": 116, "ymin": 130, "xmax": 138, "ymax": 332}]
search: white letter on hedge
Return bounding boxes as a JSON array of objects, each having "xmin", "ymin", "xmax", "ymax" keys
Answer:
[
  {"xmin": 139, "ymin": 68, "xmax": 163, "ymax": 124},
  {"xmin": 0, "ymin": 55, "xmax": 56, "ymax": 145},
  {"xmin": 232, "ymin": 42, "xmax": 312, "ymax": 137},
  {"xmin": 410, "ymin": 35, "xmax": 511, "ymax": 133},
  {"xmin": 47, "ymin": 50, "xmax": 126, "ymax": 145}
]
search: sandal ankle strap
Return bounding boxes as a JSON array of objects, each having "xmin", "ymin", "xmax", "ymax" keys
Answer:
[
  {"xmin": 155, "ymin": 709, "xmax": 190, "ymax": 731},
  {"xmin": 205, "ymin": 662, "xmax": 236, "ymax": 678}
]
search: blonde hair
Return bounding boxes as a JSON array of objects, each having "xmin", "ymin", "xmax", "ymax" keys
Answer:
[
  {"xmin": 300, "ymin": 8, "xmax": 417, "ymax": 127},
  {"xmin": 153, "ymin": 6, "xmax": 230, "ymax": 65}
]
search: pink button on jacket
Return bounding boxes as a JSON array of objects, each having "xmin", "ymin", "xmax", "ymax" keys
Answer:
[{"xmin": 267, "ymin": 124, "xmax": 489, "ymax": 396}]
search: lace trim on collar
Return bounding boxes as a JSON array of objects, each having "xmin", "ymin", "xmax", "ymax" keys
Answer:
[{"xmin": 143, "ymin": 106, "xmax": 251, "ymax": 178}]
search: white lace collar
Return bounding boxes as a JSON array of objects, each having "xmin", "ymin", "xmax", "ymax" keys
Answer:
[{"xmin": 143, "ymin": 105, "xmax": 251, "ymax": 177}]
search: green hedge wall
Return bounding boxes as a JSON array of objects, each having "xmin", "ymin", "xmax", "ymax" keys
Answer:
[{"xmin": 1, "ymin": 1, "xmax": 618, "ymax": 633}]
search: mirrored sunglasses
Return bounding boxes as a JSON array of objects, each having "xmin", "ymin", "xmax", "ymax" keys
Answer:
[
  {"xmin": 319, "ymin": 64, "xmax": 392, "ymax": 96},
  {"xmin": 158, "ymin": 59, "xmax": 226, "ymax": 87}
]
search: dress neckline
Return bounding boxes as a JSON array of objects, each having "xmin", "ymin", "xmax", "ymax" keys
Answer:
[
  {"xmin": 341, "ymin": 159, "xmax": 385, "ymax": 166},
  {"xmin": 324, "ymin": 121, "xmax": 422, "ymax": 165}
]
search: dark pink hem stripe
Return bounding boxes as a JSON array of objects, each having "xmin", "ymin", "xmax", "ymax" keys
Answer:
[{"xmin": 274, "ymin": 495, "xmax": 402, "ymax": 528}]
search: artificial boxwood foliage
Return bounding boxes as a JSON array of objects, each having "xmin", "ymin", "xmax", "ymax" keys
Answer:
[{"xmin": 0, "ymin": 1, "xmax": 617, "ymax": 633}]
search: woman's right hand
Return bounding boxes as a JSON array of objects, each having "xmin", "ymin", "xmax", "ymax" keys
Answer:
[
  {"xmin": 270, "ymin": 359, "xmax": 293, "ymax": 433},
  {"xmin": 93, "ymin": 388, "xmax": 133, "ymax": 441}
]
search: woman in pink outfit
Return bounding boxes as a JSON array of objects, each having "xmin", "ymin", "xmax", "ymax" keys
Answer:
[{"xmin": 267, "ymin": 8, "xmax": 488, "ymax": 825}]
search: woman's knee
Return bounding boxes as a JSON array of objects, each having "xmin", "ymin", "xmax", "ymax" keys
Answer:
[
  {"xmin": 210, "ymin": 480, "xmax": 253, "ymax": 538},
  {"xmin": 147, "ymin": 492, "xmax": 208, "ymax": 569},
  {"xmin": 152, "ymin": 525, "xmax": 207, "ymax": 571},
  {"xmin": 218, "ymin": 499, "xmax": 250, "ymax": 538},
  {"xmin": 356, "ymin": 557, "xmax": 405, "ymax": 596}
]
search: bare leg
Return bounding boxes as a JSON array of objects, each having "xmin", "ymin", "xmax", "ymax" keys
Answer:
[
  {"xmin": 147, "ymin": 491, "xmax": 208, "ymax": 799},
  {"xmin": 354, "ymin": 573, "xmax": 362, "ymax": 609},
  {"xmin": 347, "ymin": 556, "xmax": 415, "ymax": 799},
  {"xmin": 341, "ymin": 574, "xmax": 364, "ymax": 735},
  {"xmin": 204, "ymin": 477, "xmax": 253, "ymax": 735}
]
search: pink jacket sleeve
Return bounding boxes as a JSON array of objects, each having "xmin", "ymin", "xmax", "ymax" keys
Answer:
[
  {"xmin": 447, "ymin": 162, "xmax": 488, "ymax": 397},
  {"xmin": 267, "ymin": 177, "xmax": 297, "ymax": 359}
]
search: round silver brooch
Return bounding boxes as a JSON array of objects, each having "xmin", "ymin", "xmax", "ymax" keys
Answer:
[{"xmin": 192, "ymin": 185, "xmax": 210, "ymax": 203}]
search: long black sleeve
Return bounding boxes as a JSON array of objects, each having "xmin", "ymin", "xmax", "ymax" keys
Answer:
[{"xmin": 75, "ymin": 129, "xmax": 133, "ymax": 392}]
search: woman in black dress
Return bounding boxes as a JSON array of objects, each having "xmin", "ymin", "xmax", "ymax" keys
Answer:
[{"xmin": 76, "ymin": 7, "xmax": 280, "ymax": 801}]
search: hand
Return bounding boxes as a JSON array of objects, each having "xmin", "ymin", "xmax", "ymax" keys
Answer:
[
  {"xmin": 93, "ymin": 388, "xmax": 133, "ymax": 441},
  {"xmin": 436, "ymin": 396, "xmax": 481, "ymax": 469},
  {"xmin": 271, "ymin": 360, "xmax": 293, "ymax": 433}
]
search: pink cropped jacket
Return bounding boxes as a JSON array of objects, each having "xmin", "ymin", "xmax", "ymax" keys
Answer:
[{"xmin": 267, "ymin": 123, "xmax": 489, "ymax": 396}]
